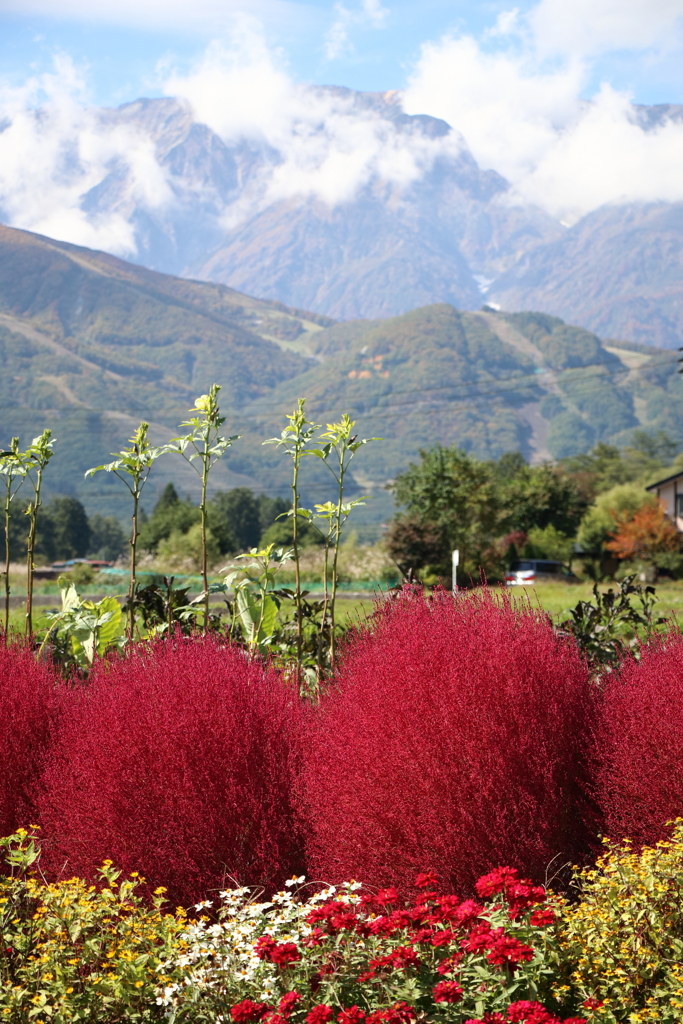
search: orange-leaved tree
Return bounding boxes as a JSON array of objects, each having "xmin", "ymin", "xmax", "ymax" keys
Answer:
[{"xmin": 606, "ymin": 498, "xmax": 679, "ymax": 562}]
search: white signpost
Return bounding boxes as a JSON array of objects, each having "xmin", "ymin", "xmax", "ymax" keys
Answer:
[{"xmin": 452, "ymin": 549, "xmax": 459, "ymax": 595}]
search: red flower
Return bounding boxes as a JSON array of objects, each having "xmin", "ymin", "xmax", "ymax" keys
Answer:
[
  {"xmin": 363, "ymin": 945, "xmax": 422, "ymax": 980},
  {"xmin": 505, "ymin": 1001, "xmax": 559, "ymax": 1023},
  {"xmin": 415, "ymin": 871, "xmax": 439, "ymax": 888},
  {"xmin": 366, "ymin": 1003, "xmax": 414, "ymax": 1024},
  {"xmin": 231, "ymin": 1001, "xmax": 272, "ymax": 1022},
  {"xmin": 464, "ymin": 1016, "xmax": 505, "ymax": 1024},
  {"xmin": 475, "ymin": 867, "xmax": 520, "ymax": 898},
  {"xmin": 306, "ymin": 1006, "xmax": 334, "ymax": 1024},
  {"xmin": 303, "ymin": 928, "xmax": 327, "ymax": 948},
  {"xmin": 270, "ymin": 943, "xmax": 301, "ymax": 967},
  {"xmin": 529, "ymin": 908, "xmax": 555, "ymax": 928},
  {"xmin": 433, "ymin": 981, "xmax": 463, "ymax": 1004},
  {"xmin": 431, "ymin": 928, "xmax": 455, "ymax": 947},
  {"xmin": 367, "ymin": 917, "xmax": 397, "ymax": 937},
  {"xmin": 486, "ymin": 932, "xmax": 534, "ymax": 968},
  {"xmin": 460, "ymin": 923, "xmax": 494, "ymax": 953},
  {"xmin": 582, "ymin": 998, "xmax": 604, "ymax": 1010},
  {"xmin": 435, "ymin": 952, "xmax": 463, "ymax": 975},
  {"xmin": 279, "ymin": 992, "xmax": 301, "ymax": 1016},
  {"xmin": 338, "ymin": 1008, "xmax": 366, "ymax": 1024},
  {"xmin": 256, "ymin": 936, "xmax": 277, "ymax": 961},
  {"xmin": 375, "ymin": 887, "xmax": 400, "ymax": 905},
  {"xmin": 255, "ymin": 935, "xmax": 300, "ymax": 967},
  {"xmin": 507, "ymin": 883, "xmax": 546, "ymax": 919},
  {"xmin": 453, "ymin": 900, "xmax": 484, "ymax": 926}
]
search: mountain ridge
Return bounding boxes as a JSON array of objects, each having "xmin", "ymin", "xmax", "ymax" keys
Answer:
[
  {"xmin": 1, "ymin": 224, "xmax": 681, "ymax": 535},
  {"xmin": 3, "ymin": 87, "xmax": 681, "ymax": 343}
]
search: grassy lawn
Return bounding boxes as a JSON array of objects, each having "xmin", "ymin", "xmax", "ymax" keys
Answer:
[{"xmin": 504, "ymin": 578, "xmax": 683, "ymax": 625}]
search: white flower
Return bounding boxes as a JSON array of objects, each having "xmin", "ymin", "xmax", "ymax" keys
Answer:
[
  {"xmin": 193, "ymin": 899, "xmax": 214, "ymax": 911},
  {"xmin": 285, "ymin": 875, "xmax": 306, "ymax": 887}
]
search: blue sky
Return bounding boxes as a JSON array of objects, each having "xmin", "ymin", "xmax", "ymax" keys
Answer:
[{"xmin": 2, "ymin": 0, "xmax": 683, "ymax": 109}]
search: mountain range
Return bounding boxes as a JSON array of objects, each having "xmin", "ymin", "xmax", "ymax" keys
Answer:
[
  {"xmin": 7, "ymin": 89, "xmax": 683, "ymax": 347},
  {"xmin": 1, "ymin": 224, "xmax": 681, "ymax": 535}
]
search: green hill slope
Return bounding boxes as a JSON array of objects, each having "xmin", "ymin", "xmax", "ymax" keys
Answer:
[{"xmin": 0, "ymin": 225, "xmax": 681, "ymax": 533}]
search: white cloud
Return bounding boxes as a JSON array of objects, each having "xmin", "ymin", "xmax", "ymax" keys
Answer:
[
  {"xmin": 530, "ymin": 0, "xmax": 683, "ymax": 58},
  {"xmin": 0, "ymin": 56, "xmax": 171, "ymax": 253},
  {"xmin": 162, "ymin": 27, "xmax": 461, "ymax": 208},
  {"xmin": 403, "ymin": 0, "xmax": 683, "ymax": 222},
  {"xmin": 1, "ymin": 0, "xmax": 683, "ymax": 253},
  {"xmin": 324, "ymin": 0, "xmax": 389, "ymax": 61}
]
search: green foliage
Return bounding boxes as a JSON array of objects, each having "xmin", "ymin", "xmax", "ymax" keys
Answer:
[
  {"xmin": 257, "ymin": 493, "xmax": 289, "ymax": 536},
  {"xmin": 171, "ymin": 385, "xmax": 240, "ymax": 630},
  {"xmin": 86, "ymin": 421, "xmax": 176, "ymax": 637},
  {"xmin": 388, "ymin": 446, "xmax": 586, "ymax": 582},
  {"xmin": 207, "ymin": 487, "xmax": 260, "ymax": 552},
  {"xmin": 156, "ymin": 523, "xmax": 221, "ymax": 571},
  {"xmin": 42, "ymin": 497, "xmax": 91, "ymax": 560},
  {"xmin": 547, "ymin": 411, "xmax": 596, "ymax": 460},
  {"xmin": 561, "ymin": 433, "xmax": 682, "ymax": 498},
  {"xmin": 556, "ymin": 821, "xmax": 683, "ymax": 1023},
  {"xmin": 41, "ymin": 576, "xmax": 125, "ymax": 670},
  {"xmin": 260, "ymin": 516, "xmax": 323, "ymax": 548},
  {"xmin": 503, "ymin": 463, "xmax": 589, "ymax": 537},
  {"xmin": 522, "ymin": 524, "xmax": 574, "ymax": 564},
  {"xmin": 0, "ymin": 827, "xmax": 186, "ymax": 1024},
  {"xmin": 24, "ymin": 430, "xmax": 55, "ymax": 635},
  {"xmin": 576, "ymin": 484, "xmax": 656, "ymax": 558},
  {"xmin": 559, "ymin": 574, "xmax": 666, "ymax": 674},
  {"xmin": 138, "ymin": 483, "xmax": 201, "ymax": 553},
  {"xmin": 87, "ymin": 514, "xmax": 127, "ymax": 561},
  {"xmin": 0, "ymin": 437, "xmax": 28, "ymax": 631},
  {"xmin": 218, "ymin": 544, "xmax": 292, "ymax": 654},
  {"xmin": 391, "ymin": 444, "xmax": 500, "ymax": 581}
]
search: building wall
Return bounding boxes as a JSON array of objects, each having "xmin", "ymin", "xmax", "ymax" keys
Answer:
[{"xmin": 652, "ymin": 478, "xmax": 683, "ymax": 532}]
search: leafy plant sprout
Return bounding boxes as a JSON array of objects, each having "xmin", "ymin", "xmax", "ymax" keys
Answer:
[
  {"xmin": 86, "ymin": 422, "xmax": 173, "ymax": 639},
  {"xmin": 263, "ymin": 399, "xmax": 319, "ymax": 681},
  {"xmin": 0, "ymin": 438, "xmax": 28, "ymax": 634},
  {"xmin": 23, "ymin": 430, "xmax": 55, "ymax": 636},
  {"xmin": 220, "ymin": 543, "xmax": 293, "ymax": 654},
  {"xmin": 311, "ymin": 415, "xmax": 378, "ymax": 665},
  {"xmin": 171, "ymin": 385, "xmax": 239, "ymax": 633}
]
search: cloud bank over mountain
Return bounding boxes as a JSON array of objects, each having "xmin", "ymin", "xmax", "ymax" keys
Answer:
[
  {"xmin": 404, "ymin": 0, "xmax": 683, "ymax": 223},
  {"xmin": 1, "ymin": 0, "xmax": 683, "ymax": 251},
  {"xmin": 0, "ymin": 0, "xmax": 683, "ymax": 343}
]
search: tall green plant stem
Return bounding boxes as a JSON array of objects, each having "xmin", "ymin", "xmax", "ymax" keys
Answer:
[
  {"xmin": 263, "ymin": 399, "xmax": 318, "ymax": 683},
  {"xmin": 86, "ymin": 422, "xmax": 173, "ymax": 640},
  {"xmin": 313, "ymin": 415, "xmax": 378, "ymax": 666},
  {"xmin": 0, "ymin": 438, "xmax": 27, "ymax": 634},
  {"xmin": 24, "ymin": 431, "xmax": 54, "ymax": 636},
  {"xmin": 172, "ymin": 385, "xmax": 238, "ymax": 633}
]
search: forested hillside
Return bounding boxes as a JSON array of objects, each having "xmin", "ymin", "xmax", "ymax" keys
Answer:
[{"xmin": 1, "ymin": 225, "xmax": 680, "ymax": 532}]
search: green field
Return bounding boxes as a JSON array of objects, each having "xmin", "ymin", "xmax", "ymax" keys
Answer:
[{"xmin": 5, "ymin": 580, "xmax": 681, "ymax": 638}]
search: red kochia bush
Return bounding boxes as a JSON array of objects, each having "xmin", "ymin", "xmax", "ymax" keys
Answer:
[
  {"xmin": 40, "ymin": 635, "xmax": 304, "ymax": 904},
  {"xmin": 0, "ymin": 638, "xmax": 59, "ymax": 835},
  {"xmin": 302, "ymin": 587, "xmax": 596, "ymax": 893},
  {"xmin": 599, "ymin": 631, "xmax": 683, "ymax": 846}
]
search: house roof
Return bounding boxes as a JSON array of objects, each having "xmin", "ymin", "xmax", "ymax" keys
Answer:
[{"xmin": 645, "ymin": 469, "xmax": 683, "ymax": 491}]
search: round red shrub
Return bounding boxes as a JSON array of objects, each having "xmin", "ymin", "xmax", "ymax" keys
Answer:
[
  {"xmin": 0, "ymin": 638, "xmax": 59, "ymax": 836},
  {"xmin": 39, "ymin": 635, "xmax": 304, "ymax": 903},
  {"xmin": 599, "ymin": 631, "xmax": 683, "ymax": 845},
  {"xmin": 302, "ymin": 587, "xmax": 596, "ymax": 892}
]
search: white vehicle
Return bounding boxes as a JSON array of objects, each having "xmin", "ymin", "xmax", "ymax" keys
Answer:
[{"xmin": 505, "ymin": 559, "xmax": 576, "ymax": 585}]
